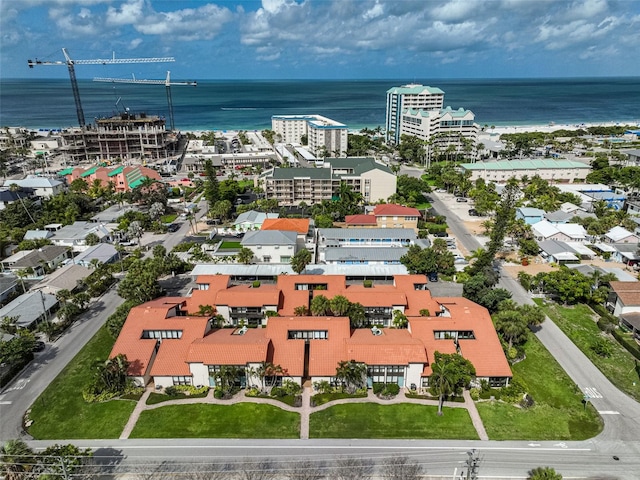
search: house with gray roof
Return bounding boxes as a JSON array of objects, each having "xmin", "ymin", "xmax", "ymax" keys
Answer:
[
  {"xmin": 0, "ymin": 291, "xmax": 58, "ymax": 329},
  {"xmin": 2, "ymin": 246, "xmax": 70, "ymax": 278},
  {"xmin": 233, "ymin": 210, "xmax": 279, "ymax": 230},
  {"xmin": 34, "ymin": 263, "xmax": 91, "ymax": 295},
  {"xmin": 516, "ymin": 207, "xmax": 546, "ymax": 225},
  {"xmin": 3, "ymin": 175, "xmax": 64, "ymax": 198},
  {"xmin": 317, "ymin": 228, "xmax": 416, "ymax": 248},
  {"xmin": 544, "ymin": 210, "xmax": 574, "ymax": 224},
  {"xmin": 23, "ymin": 230, "xmax": 54, "ymax": 241},
  {"xmin": 240, "ymin": 230, "xmax": 298, "ymax": 264},
  {"xmin": 537, "ymin": 240, "xmax": 579, "ymax": 264},
  {"xmin": 73, "ymin": 243, "xmax": 119, "ymax": 268},
  {"xmin": 50, "ymin": 221, "xmax": 112, "ymax": 251},
  {"xmin": 321, "ymin": 247, "xmax": 408, "ymax": 265},
  {"xmin": 0, "ymin": 274, "xmax": 19, "ymax": 303},
  {"xmin": 0, "ymin": 187, "xmax": 34, "ymax": 210},
  {"xmin": 604, "ymin": 226, "xmax": 639, "ymax": 244}
]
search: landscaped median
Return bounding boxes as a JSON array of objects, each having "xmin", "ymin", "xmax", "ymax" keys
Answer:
[
  {"xmin": 536, "ymin": 301, "xmax": 640, "ymax": 402},
  {"xmin": 27, "ymin": 327, "xmax": 137, "ymax": 439},
  {"xmin": 129, "ymin": 403, "xmax": 300, "ymax": 438},
  {"xmin": 476, "ymin": 334, "xmax": 602, "ymax": 440},
  {"xmin": 309, "ymin": 403, "xmax": 478, "ymax": 439}
]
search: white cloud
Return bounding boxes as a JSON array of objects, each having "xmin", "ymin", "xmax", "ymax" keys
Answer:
[
  {"xmin": 128, "ymin": 38, "xmax": 143, "ymax": 49},
  {"xmin": 106, "ymin": 0, "xmax": 145, "ymax": 26},
  {"xmin": 135, "ymin": 3, "xmax": 233, "ymax": 40}
]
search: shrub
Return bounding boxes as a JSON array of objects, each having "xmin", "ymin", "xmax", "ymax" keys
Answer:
[
  {"xmin": 372, "ymin": 383, "xmax": 385, "ymax": 395},
  {"xmin": 282, "ymin": 379, "xmax": 301, "ymax": 396},
  {"xmin": 172, "ymin": 385, "xmax": 208, "ymax": 396},
  {"xmin": 164, "ymin": 386, "xmax": 178, "ymax": 396},
  {"xmin": 245, "ymin": 387, "xmax": 260, "ymax": 397},
  {"xmin": 213, "ymin": 387, "xmax": 224, "ymax": 399},
  {"xmin": 363, "ymin": 280, "xmax": 372, "ymax": 288},
  {"xmin": 469, "ymin": 388, "xmax": 480, "ymax": 401},
  {"xmin": 591, "ymin": 336, "xmax": 613, "ymax": 358},
  {"xmin": 270, "ymin": 386, "xmax": 287, "ymax": 398},
  {"xmin": 252, "ymin": 280, "xmax": 261, "ymax": 288},
  {"xmin": 611, "ymin": 329, "xmax": 640, "ymax": 361},
  {"xmin": 313, "ymin": 380, "xmax": 331, "ymax": 394},
  {"xmin": 382, "ymin": 383, "xmax": 400, "ymax": 397}
]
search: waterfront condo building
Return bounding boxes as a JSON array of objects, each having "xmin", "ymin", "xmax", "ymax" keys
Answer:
[
  {"xmin": 271, "ymin": 114, "xmax": 348, "ymax": 158},
  {"xmin": 260, "ymin": 157, "xmax": 396, "ymax": 206},
  {"xmin": 110, "ymin": 274, "xmax": 512, "ymax": 390},
  {"xmin": 385, "ymin": 84, "xmax": 444, "ymax": 144}
]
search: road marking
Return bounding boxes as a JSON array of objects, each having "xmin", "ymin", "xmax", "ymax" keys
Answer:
[
  {"xmin": 0, "ymin": 401, "xmax": 12, "ymax": 405},
  {"xmin": 583, "ymin": 387, "xmax": 602, "ymax": 399},
  {"xmin": 527, "ymin": 443, "xmax": 541, "ymax": 447},
  {"xmin": 83, "ymin": 445, "xmax": 591, "ymax": 452},
  {"xmin": 597, "ymin": 410, "xmax": 620, "ymax": 415},
  {"xmin": 5, "ymin": 378, "xmax": 29, "ymax": 391},
  {"xmin": 553, "ymin": 442, "xmax": 568, "ymax": 449}
]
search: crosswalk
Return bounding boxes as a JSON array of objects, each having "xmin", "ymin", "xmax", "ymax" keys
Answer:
[{"xmin": 583, "ymin": 386, "xmax": 603, "ymax": 399}]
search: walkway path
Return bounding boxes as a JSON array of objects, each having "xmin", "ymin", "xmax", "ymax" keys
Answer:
[{"xmin": 119, "ymin": 386, "xmax": 489, "ymax": 441}]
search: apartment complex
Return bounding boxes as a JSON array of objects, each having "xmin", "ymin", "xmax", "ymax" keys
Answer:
[
  {"xmin": 111, "ymin": 275, "xmax": 512, "ymax": 389},
  {"xmin": 460, "ymin": 159, "xmax": 591, "ymax": 183},
  {"xmin": 346, "ymin": 204, "xmax": 421, "ymax": 231},
  {"xmin": 59, "ymin": 164, "xmax": 162, "ymax": 192},
  {"xmin": 271, "ymin": 115, "xmax": 348, "ymax": 158},
  {"xmin": 59, "ymin": 113, "xmax": 180, "ymax": 164},
  {"xmin": 260, "ymin": 157, "xmax": 396, "ymax": 206},
  {"xmin": 385, "ymin": 84, "xmax": 444, "ymax": 144}
]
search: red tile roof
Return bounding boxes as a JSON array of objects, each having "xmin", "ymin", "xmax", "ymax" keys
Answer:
[
  {"xmin": 346, "ymin": 328, "xmax": 427, "ymax": 366},
  {"xmin": 373, "ymin": 204, "xmax": 421, "ymax": 217},
  {"xmin": 345, "ymin": 214, "xmax": 377, "ymax": 225},
  {"xmin": 187, "ymin": 328, "xmax": 270, "ymax": 365},
  {"xmin": 261, "ymin": 218, "xmax": 310, "ymax": 234}
]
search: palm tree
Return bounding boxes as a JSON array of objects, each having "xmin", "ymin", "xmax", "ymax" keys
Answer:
[
  {"xmin": 335, "ymin": 360, "xmax": 366, "ymax": 394},
  {"xmin": 527, "ymin": 466, "xmax": 563, "ymax": 480},
  {"xmin": 236, "ymin": 247, "xmax": 254, "ymax": 265},
  {"xmin": 0, "ymin": 439, "xmax": 36, "ymax": 480},
  {"xmin": 429, "ymin": 360, "xmax": 457, "ymax": 415},
  {"xmin": 127, "ymin": 221, "xmax": 144, "ymax": 248},
  {"xmin": 310, "ymin": 294, "xmax": 331, "ymax": 316},
  {"xmin": 293, "ymin": 305, "xmax": 309, "ymax": 316},
  {"xmin": 329, "ymin": 295, "xmax": 351, "ymax": 316}
]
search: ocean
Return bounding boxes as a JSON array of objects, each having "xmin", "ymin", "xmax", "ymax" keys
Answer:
[{"xmin": 1, "ymin": 77, "xmax": 639, "ymax": 132}]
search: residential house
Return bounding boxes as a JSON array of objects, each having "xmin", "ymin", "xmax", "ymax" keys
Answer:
[
  {"xmin": 240, "ymin": 230, "xmax": 298, "ymax": 264},
  {"xmin": 33, "ymin": 264, "xmax": 91, "ymax": 296},
  {"xmin": 1, "ymin": 246, "xmax": 70, "ymax": 278},
  {"xmin": 607, "ymin": 281, "xmax": 640, "ymax": 316},
  {"xmin": 610, "ymin": 243, "xmax": 640, "ymax": 267},
  {"xmin": 261, "ymin": 217, "xmax": 315, "ymax": 253},
  {"xmin": 73, "ymin": 243, "xmax": 119, "ymax": 268},
  {"xmin": 111, "ymin": 274, "xmax": 512, "ymax": 389},
  {"xmin": 323, "ymin": 247, "xmax": 408, "ymax": 265},
  {"xmin": 50, "ymin": 222, "xmax": 112, "ymax": 252},
  {"xmin": 531, "ymin": 220, "xmax": 587, "ymax": 243},
  {"xmin": 0, "ymin": 187, "xmax": 34, "ymax": 211},
  {"xmin": 22, "ymin": 230, "xmax": 53, "ymax": 241},
  {"xmin": 516, "ymin": 207, "xmax": 546, "ymax": 225},
  {"xmin": 537, "ymin": 240, "xmax": 578, "ymax": 264},
  {"xmin": 0, "ymin": 274, "xmax": 19, "ymax": 303},
  {"xmin": 371, "ymin": 204, "xmax": 421, "ymax": 231},
  {"xmin": 0, "ymin": 291, "xmax": 58, "ymax": 329},
  {"xmin": 3, "ymin": 176, "xmax": 64, "ymax": 198},
  {"xmin": 233, "ymin": 211, "xmax": 279, "ymax": 231},
  {"xmin": 344, "ymin": 215, "xmax": 378, "ymax": 228},
  {"xmin": 604, "ymin": 226, "xmax": 639, "ymax": 244},
  {"xmin": 544, "ymin": 210, "xmax": 574, "ymax": 224},
  {"xmin": 619, "ymin": 313, "xmax": 640, "ymax": 341},
  {"xmin": 317, "ymin": 228, "xmax": 416, "ymax": 248},
  {"xmin": 624, "ymin": 195, "xmax": 640, "ymax": 217}
]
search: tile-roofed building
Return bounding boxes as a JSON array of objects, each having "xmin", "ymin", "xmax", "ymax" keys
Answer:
[
  {"xmin": 345, "ymin": 214, "xmax": 377, "ymax": 227},
  {"xmin": 607, "ymin": 281, "xmax": 640, "ymax": 316},
  {"xmin": 234, "ymin": 210, "xmax": 279, "ymax": 230},
  {"xmin": 371, "ymin": 204, "xmax": 421, "ymax": 231},
  {"xmin": 111, "ymin": 274, "xmax": 511, "ymax": 389},
  {"xmin": 261, "ymin": 218, "xmax": 311, "ymax": 235}
]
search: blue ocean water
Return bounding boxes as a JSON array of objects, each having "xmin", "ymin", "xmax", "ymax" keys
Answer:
[{"xmin": 1, "ymin": 78, "xmax": 639, "ymax": 132}]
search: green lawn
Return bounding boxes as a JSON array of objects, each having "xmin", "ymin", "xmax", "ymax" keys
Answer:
[
  {"xmin": 477, "ymin": 333, "xmax": 603, "ymax": 440},
  {"xmin": 161, "ymin": 213, "xmax": 177, "ymax": 224},
  {"xmin": 309, "ymin": 403, "xmax": 478, "ymax": 439},
  {"xmin": 28, "ymin": 326, "xmax": 136, "ymax": 439},
  {"xmin": 219, "ymin": 241, "xmax": 242, "ymax": 249},
  {"xmin": 538, "ymin": 302, "xmax": 640, "ymax": 402},
  {"xmin": 131, "ymin": 403, "xmax": 299, "ymax": 438},
  {"xmin": 311, "ymin": 391, "xmax": 367, "ymax": 407},
  {"xmin": 146, "ymin": 391, "xmax": 208, "ymax": 405}
]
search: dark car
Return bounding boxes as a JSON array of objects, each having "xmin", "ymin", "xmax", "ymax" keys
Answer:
[
  {"xmin": 167, "ymin": 223, "xmax": 180, "ymax": 233},
  {"xmin": 433, "ymin": 232, "xmax": 449, "ymax": 237},
  {"xmin": 33, "ymin": 341, "xmax": 45, "ymax": 352},
  {"xmin": 456, "ymin": 197, "xmax": 468, "ymax": 203},
  {"xmin": 468, "ymin": 209, "xmax": 479, "ymax": 216}
]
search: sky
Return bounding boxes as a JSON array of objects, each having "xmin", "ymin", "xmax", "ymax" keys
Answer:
[{"xmin": 1, "ymin": 0, "xmax": 640, "ymax": 80}]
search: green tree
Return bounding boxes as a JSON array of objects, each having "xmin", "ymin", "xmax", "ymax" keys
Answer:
[
  {"xmin": 0, "ymin": 439, "xmax": 36, "ymax": 480},
  {"xmin": 39, "ymin": 443, "xmax": 93, "ymax": 480},
  {"xmin": 291, "ymin": 248, "xmax": 312, "ymax": 274},
  {"xmin": 293, "ymin": 305, "xmax": 309, "ymax": 316},
  {"xmin": 127, "ymin": 220, "xmax": 144, "ymax": 248},
  {"xmin": 335, "ymin": 360, "xmax": 367, "ymax": 394},
  {"xmin": 84, "ymin": 232, "xmax": 100, "ymax": 246},
  {"xmin": 116, "ymin": 258, "xmax": 163, "ymax": 302},
  {"xmin": 429, "ymin": 352, "xmax": 475, "ymax": 415},
  {"xmin": 392, "ymin": 310, "xmax": 408, "ymax": 329},
  {"xmin": 310, "ymin": 294, "xmax": 331, "ymax": 316},
  {"xmin": 236, "ymin": 247, "xmax": 254, "ymax": 265},
  {"xmin": 528, "ymin": 466, "xmax": 562, "ymax": 480},
  {"xmin": 329, "ymin": 295, "xmax": 351, "ymax": 316}
]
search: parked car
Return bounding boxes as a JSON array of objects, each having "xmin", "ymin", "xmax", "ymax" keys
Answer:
[
  {"xmin": 433, "ymin": 232, "xmax": 449, "ymax": 237},
  {"xmin": 167, "ymin": 223, "xmax": 180, "ymax": 233},
  {"xmin": 33, "ymin": 341, "xmax": 46, "ymax": 352},
  {"xmin": 435, "ymin": 188, "xmax": 447, "ymax": 193},
  {"xmin": 468, "ymin": 208, "xmax": 479, "ymax": 216},
  {"xmin": 456, "ymin": 197, "xmax": 468, "ymax": 203}
]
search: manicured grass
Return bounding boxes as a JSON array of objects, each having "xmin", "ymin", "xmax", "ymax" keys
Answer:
[
  {"xmin": 538, "ymin": 302, "xmax": 640, "ymax": 402},
  {"xmin": 414, "ymin": 202, "xmax": 432, "ymax": 210},
  {"xmin": 309, "ymin": 403, "xmax": 478, "ymax": 439},
  {"xmin": 28, "ymin": 326, "xmax": 136, "ymax": 439},
  {"xmin": 311, "ymin": 391, "xmax": 367, "ymax": 406},
  {"xmin": 477, "ymin": 333, "xmax": 603, "ymax": 440},
  {"xmin": 219, "ymin": 241, "xmax": 242, "ymax": 249},
  {"xmin": 146, "ymin": 391, "xmax": 208, "ymax": 405},
  {"xmin": 130, "ymin": 403, "xmax": 299, "ymax": 438},
  {"xmin": 161, "ymin": 213, "xmax": 177, "ymax": 223}
]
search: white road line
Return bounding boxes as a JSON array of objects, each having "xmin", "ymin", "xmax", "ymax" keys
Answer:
[
  {"xmin": 5, "ymin": 378, "xmax": 29, "ymax": 391},
  {"xmin": 598, "ymin": 410, "xmax": 620, "ymax": 415},
  {"xmin": 584, "ymin": 387, "xmax": 603, "ymax": 399},
  {"xmin": 0, "ymin": 401, "xmax": 12, "ymax": 405},
  {"xmin": 79, "ymin": 445, "xmax": 591, "ymax": 452}
]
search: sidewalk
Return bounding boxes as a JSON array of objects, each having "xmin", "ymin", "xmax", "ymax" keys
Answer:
[{"xmin": 119, "ymin": 386, "xmax": 490, "ymax": 441}]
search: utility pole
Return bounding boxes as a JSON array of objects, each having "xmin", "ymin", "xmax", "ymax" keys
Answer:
[{"xmin": 464, "ymin": 449, "xmax": 479, "ymax": 480}]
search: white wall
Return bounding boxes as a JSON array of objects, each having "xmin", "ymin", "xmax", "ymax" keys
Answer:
[{"xmin": 250, "ymin": 244, "xmax": 296, "ymax": 263}]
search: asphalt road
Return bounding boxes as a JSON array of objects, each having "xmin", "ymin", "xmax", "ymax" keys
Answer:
[{"xmin": 429, "ymin": 191, "xmax": 640, "ymax": 443}]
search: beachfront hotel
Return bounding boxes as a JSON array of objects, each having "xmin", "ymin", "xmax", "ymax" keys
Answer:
[
  {"xmin": 459, "ymin": 159, "xmax": 591, "ymax": 183},
  {"xmin": 271, "ymin": 114, "xmax": 348, "ymax": 158},
  {"xmin": 259, "ymin": 157, "xmax": 396, "ymax": 206},
  {"xmin": 110, "ymin": 274, "xmax": 512, "ymax": 390},
  {"xmin": 385, "ymin": 84, "xmax": 445, "ymax": 144}
]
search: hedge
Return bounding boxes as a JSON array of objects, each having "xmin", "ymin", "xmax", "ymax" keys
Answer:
[{"xmin": 611, "ymin": 329, "xmax": 640, "ymax": 361}]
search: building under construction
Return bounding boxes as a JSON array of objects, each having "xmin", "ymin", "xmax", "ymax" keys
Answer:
[{"xmin": 59, "ymin": 112, "xmax": 181, "ymax": 164}]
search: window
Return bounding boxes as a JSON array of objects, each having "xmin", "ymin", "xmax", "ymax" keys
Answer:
[
  {"xmin": 141, "ymin": 330, "xmax": 183, "ymax": 339},
  {"xmin": 434, "ymin": 330, "xmax": 475, "ymax": 340},
  {"xmin": 172, "ymin": 376, "xmax": 192, "ymax": 385},
  {"xmin": 288, "ymin": 330, "xmax": 328, "ymax": 340}
]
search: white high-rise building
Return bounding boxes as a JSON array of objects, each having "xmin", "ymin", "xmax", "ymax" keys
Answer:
[
  {"xmin": 385, "ymin": 84, "xmax": 444, "ymax": 144},
  {"xmin": 271, "ymin": 114, "xmax": 348, "ymax": 158}
]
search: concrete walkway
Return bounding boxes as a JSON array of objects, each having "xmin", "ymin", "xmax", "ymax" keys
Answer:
[{"xmin": 119, "ymin": 386, "xmax": 490, "ymax": 441}]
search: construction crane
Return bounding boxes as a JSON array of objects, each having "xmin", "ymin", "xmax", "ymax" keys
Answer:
[
  {"xmin": 28, "ymin": 48, "xmax": 175, "ymax": 128},
  {"xmin": 93, "ymin": 71, "xmax": 197, "ymax": 131}
]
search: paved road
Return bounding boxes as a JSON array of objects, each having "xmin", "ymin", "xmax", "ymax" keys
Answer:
[
  {"xmin": 25, "ymin": 438, "xmax": 640, "ymax": 479},
  {"xmin": 429, "ymin": 191, "xmax": 640, "ymax": 444},
  {"xmin": 0, "ymin": 287, "xmax": 125, "ymax": 441}
]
